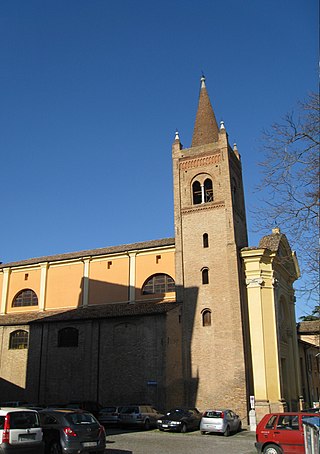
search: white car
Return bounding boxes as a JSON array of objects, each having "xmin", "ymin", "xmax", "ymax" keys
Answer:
[
  {"xmin": 200, "ymin": 409, "xmax": 242, "ymax": 436},
  {"xmin": 0, "ymin": 407, "xmax": 44, "ymax": 453}
]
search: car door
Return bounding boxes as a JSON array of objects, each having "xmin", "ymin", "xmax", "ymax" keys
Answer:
[
  {"xmin": 227, "ymin": 411, "xmax": 236, "ymax": 432},
  {"xmin": 272, "ymin": 414, "xmax": 304, "ymax": 453}
]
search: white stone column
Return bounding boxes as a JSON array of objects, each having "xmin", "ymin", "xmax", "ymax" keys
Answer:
[
  {"xmin": 82, "ymin": 258, "xmax": 91, "ymax": 307},
  {"xmin": 39, "ymin": 263, "xmax": 48, "ymax": 311},
  {"xmin": 129, "ymin": 252, "xmax": 136, "ymax": 303},
  {"xmin": 0, "ymin": 268, "xmax": 10, "ymax": 314},
  {"xmin": 201, "ymin": 183, "xmax": 205, "ymax": 203}
]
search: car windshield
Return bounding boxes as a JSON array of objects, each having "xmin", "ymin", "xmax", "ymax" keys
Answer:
[
  {"xmin": 203, "ymin": 411, "xmax": 223, "ymax": 418},
  {"xmin": 166, "ymin": 409, "xmax": 188, "ymax": 417},
  {"xmin": 65, "ymin": 413, "xmax": 97, "ymax": 425}
]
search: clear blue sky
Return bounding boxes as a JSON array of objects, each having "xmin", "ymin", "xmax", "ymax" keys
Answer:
[{"xmin": 1, "ymin": 0, "xmax": 318, "ymax": 317}]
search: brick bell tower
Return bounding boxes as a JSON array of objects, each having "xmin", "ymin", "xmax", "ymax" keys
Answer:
[{"xmin": 172, "ymin": 76, "xmax": 250, "ymax": 418}]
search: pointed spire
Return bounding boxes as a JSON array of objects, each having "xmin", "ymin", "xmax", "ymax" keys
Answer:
[{"xmin": 191, "ymin": 75, "xmax": 219, "ymax": 147}]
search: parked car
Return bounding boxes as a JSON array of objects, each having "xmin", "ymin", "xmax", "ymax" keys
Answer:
[
  {"xmin": 157, "ymin": 407, "xmax": 202, "ymax": 433},
  {"xmin": 64, "ymin": 401, "xmax": 102, "ymax": 418},
  {"xmin": 39, "ymin": 408, "xmax": 106, "ymax": 454},
  {"xmin": 0, "ymin": 407, "xmax": 44, "ymax": 454},
  {"xmin": 118, "ymin": 405, "xmax": 162, "ymax": 430},
  {"xmin": 97, "ymin": 406, "xmax": 123, "ymax": 426},
  {"xmin": 255, "ymin": 412, "xmax": 319, "ymax": 454},
  {"xmin": 200, "ymin": 409, "xmax": 242, "ymax": 436}
]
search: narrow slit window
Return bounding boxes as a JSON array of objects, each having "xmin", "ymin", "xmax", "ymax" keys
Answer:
[
  {"xmin": 202, "ymin": 268, "xmax": 209, "ymax": 285},
  {"xmin": 203, "ymin": 233, "xmax": 209, "ymax": 248},
  {"xmin": 202, "ymin": 310, "xmax": 211, "ymax": 327}
]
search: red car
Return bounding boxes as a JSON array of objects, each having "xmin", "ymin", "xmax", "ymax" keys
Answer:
[{"xmin": 255, "ymin": 412, "xmax": 319, "ymax": 454}]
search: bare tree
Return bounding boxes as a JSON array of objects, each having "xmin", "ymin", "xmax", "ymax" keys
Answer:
[{"xmin": 256, "ymin": 92, "xmax": 319, "ymax": 303}]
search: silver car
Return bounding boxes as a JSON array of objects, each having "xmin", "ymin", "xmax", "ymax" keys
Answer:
[
  {"xmin": 97, "ymin": 406, "xmax": 123, "ymax": 425},
  {"xmin": 200, "ymin": 409, "xmax": 242, "ymax": 436},
  {"xmin": 118, "ymin": 405, "xmax": 163, "ymax": 430},
  {"xmin": 0, "ymin": 407, "xmax": 44, "ymax": 453}
]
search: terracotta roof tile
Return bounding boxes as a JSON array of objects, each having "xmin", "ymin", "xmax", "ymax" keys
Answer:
[
  {"xmin": 0, "ymin": 301, "xmax": 180, "ymax": 326},
  {"xmin": 297, "ymin": 320, "xmax": 320, "ymax": 334},
  {"xmin": 0, "ymin": 238, "xmax": 175, "ymax": 269}
]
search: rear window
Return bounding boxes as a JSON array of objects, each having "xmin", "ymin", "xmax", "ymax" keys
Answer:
[
  {"xmin": 9, "ymin": 411, "xmax": 40, "ymax": 429},
  {"xmin": 120, "ymin": 406, "xmax": 139, "ymax": 414},
  {"xmin": 203, "ymin": 411, "xmax": 223, "ymax": 418},
  {"xmin": 65, "ymin": 413, "xmax": 97, "ymax": 425},
  {"xmin": 101, "ymin": 407, "xmax": 117, "ymax": 413}
]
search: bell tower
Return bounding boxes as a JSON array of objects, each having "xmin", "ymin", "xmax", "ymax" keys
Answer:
[{"xmin": 172, "ymin": 76, "xmax": 250, "ymax": 417}]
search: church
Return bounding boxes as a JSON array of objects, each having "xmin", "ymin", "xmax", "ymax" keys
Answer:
[{"xmin": 0, "ymin": 76, "xmax": 305, "ymax": 422}]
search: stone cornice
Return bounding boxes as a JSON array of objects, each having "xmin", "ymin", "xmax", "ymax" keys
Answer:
[
  {"xmin": 181, "ymin": 202, "xmax": 225, "ymax": 215},
  {"xmin": 179, "ymin": 153, "xmax": 221, "ymax": 170}
]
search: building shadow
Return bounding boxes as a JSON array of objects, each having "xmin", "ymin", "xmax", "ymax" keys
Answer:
[{"xmin": 1, "ymin": 278, "xmax": 197, "ymax": 415}]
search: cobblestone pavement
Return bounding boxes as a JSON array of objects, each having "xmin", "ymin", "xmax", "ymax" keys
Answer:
[{"xmin": 105, "ymin": 427, "xmax": 257, "ymax": 454}]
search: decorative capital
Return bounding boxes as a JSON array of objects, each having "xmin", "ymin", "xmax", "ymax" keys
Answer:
[{"xmin": 246, "ymin": 277, "xmax": 264, "ymax": 288}]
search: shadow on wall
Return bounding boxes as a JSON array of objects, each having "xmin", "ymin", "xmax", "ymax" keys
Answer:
[
  {"xmin": 2, "ymin": 278, "xmax": 200, "ymax": 411},
  {"xmin": 0, "ymin": 379, "xmax": 25, "ymax": 405}
]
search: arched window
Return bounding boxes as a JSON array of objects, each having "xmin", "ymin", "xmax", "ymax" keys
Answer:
[
  {"xmin": 12, "ymin": 289, "xmax": 38, "ymax": 307},
  {"xmin": 9, "ymin": 330, "xmax": 29, "ymax": 349},
  {"xmin": 203, "ymin": 233, "xmax": 209, "ymax": 248},
  {"xmin": 202, "ymin": 310, "xmax": 211, "ymax": 327},
  {"xmin": 142, "ymin": 274, "xmax": 175, "ymax": 295},
  {"xmin": 204, "ymin": 179, "xmax": 213, "ymax": 202},
  {"xmin": 58, "ymin": 327, "xmax": 79, "ymax": 348},
  {"xmin": 202, "ymin": 268, "xmax": 209, "ymax": 285},
  {"xmin": 192, "ymin": 181, "xmax": 202, "ymax": 205}
]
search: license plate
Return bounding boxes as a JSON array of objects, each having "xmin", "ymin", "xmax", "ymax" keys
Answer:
[
  {"xmin": 19, "ymin": 434, "xmax": 36, "ymax": 441},
  {"xmin": 83, "ymin": 442, "xmax": 98, "ymax": 448}
]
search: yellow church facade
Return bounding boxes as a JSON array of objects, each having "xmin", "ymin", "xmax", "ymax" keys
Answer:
[{"xmin": 0, "ymin": 77, "xmax": 309, "ymax": 422}]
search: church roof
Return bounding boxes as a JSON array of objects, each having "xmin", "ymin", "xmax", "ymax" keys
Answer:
[
  {"xmin": 0, "ymin": 237, "xmax": 175, "ymax": 268},
  {"xmin": 0, "ymin": 300, "xmax": 181, "ymax": 326},
  {"xmin": 258, "ymin": 231, "xmax": 283, "ymax": 252},
  {"xmin": 191, "ymin": 76, "xmax": 219, "ymax": 147},
  {"xmin": 297, "ymin": 320, "xmax": 320, "ymax": 334}
]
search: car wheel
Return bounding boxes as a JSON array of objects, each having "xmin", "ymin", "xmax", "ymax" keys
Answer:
[
  {"xmin": 223, "ymin": 425, "xmax": 230, "ymax": 437},
  {"xmin": 50, "ymin": 441, "xmax": 62, "ymax": 454},
  {"xmin": 200, "ymin": 430, "xmax": 206, "ymax": 435},
  {"xmin": 143, "ymin": 419, "xmax": 150, "ymax": 430},
  {"xmin": 263, "ymin": 444, "xmax": 283, "ymax": 454},
  {"xmin": 180, "ymin": 423, "xmax": 187, "ymax": 433}
]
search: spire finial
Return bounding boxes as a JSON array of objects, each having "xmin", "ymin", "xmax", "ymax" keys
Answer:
[
  {"xmin": 200, "ymin": 73, "xmax": 206, "ymax": 89},
  {"xmin": 220, "ymin": 120, "xmax": 225, "ymax": 130},
  {"xmin": 174, "ymin": 129, "xmax": 180, "ymax": 141}
]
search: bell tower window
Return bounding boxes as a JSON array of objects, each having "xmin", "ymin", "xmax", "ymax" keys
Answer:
[
  {"xmin": 204, "ymin": 178, "xmax": 213, "ymax": 202},
  {"xmin": 192, "ymin": 178, "xmax": 213, "ymax": 205},
  {"xmin": 203, "ymin": 233, "xmax": 209, "ymax": 248},
  {"xmin": 192, "ymin": 181, "xmax": 202, "ymax": 205}
]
